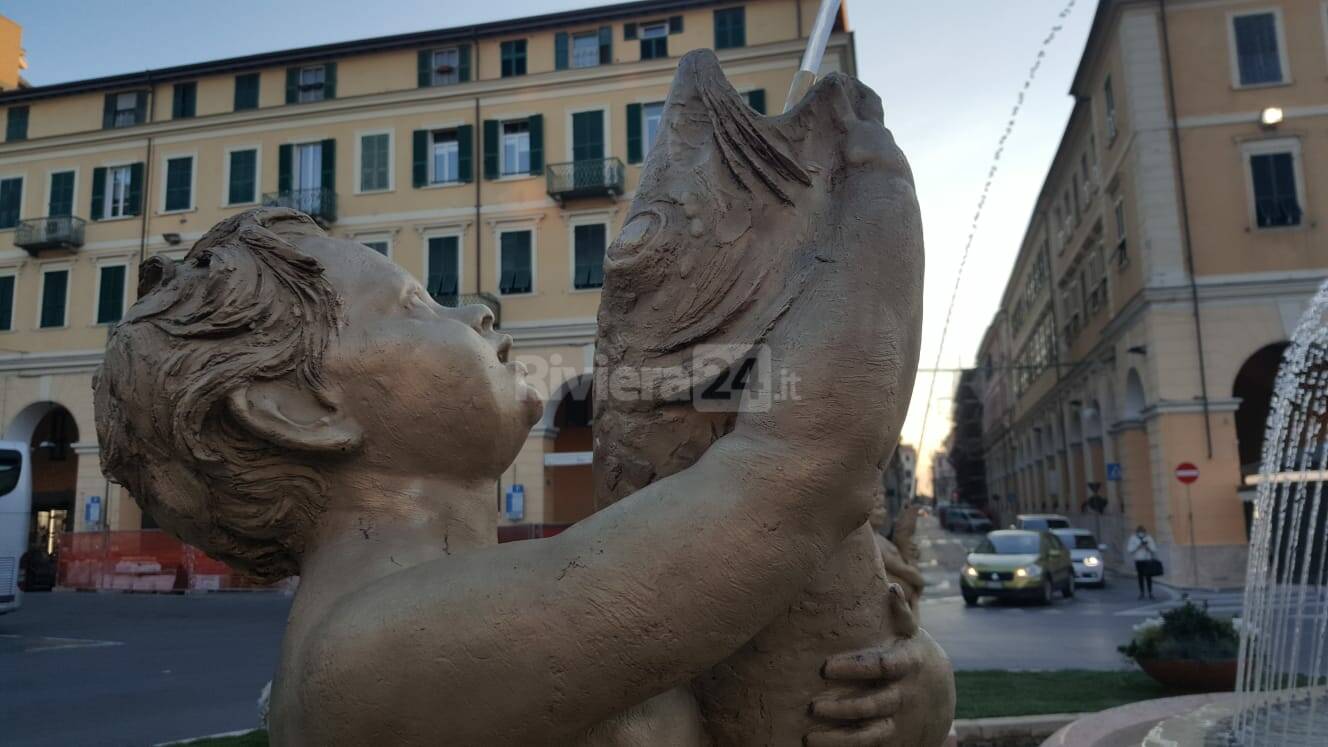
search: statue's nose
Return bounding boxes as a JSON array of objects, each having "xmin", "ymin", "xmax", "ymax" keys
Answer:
[{"xmin": 455, "ymin": 304, "xmax": 495, "ymax": 335}]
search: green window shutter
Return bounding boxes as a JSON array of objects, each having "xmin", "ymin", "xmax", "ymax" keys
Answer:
[
  {"xmin": 234, "ymin": 73, "xmax": 260, "ymax": 110},
  {"xmin": 599, "ymin": 26, "xmax": 613, "ymax": 64},
  {"xmin": 457, "ymin": 125, "xmax": 473, "ymax": 183},
  {"xmin": 0, "ymin": 276, "xmax": 13, "ymax": 331},
  {"xmin": 172, "ymin": 82, "xmax": 196, "ymax": 119},
  {"xmin": 746, "ymin": 89, "xmax": 766, "ymax": 115},
  {"xmin": 527, "ymin": 114, "xmax": 543, "ymax": 176},
  {"xmin": 126, "ymin": 162, "xmax": 144, "ymax": 216},
  {"xmin": 626, "ymin": 103, "xmax": 643, "ymax": 164},
  {"xmin": 483, "ymin": 120, "xmax": 499, "ymax": 180},
  {"xmin": 412, "ymin": 130, "xmax": 428, "ymax": 187},
  {"xmin": 97, "ymin": 265, "xmax": 126, "ymax": 324},
  {"xmin": 457, "ymin": 45, "xmax": 471, "ymax": 82},
  {"xmin": 0, "ymin": 178, "xmax": 20, "ymax": 229},
  {"xmin": 49, "ymin": 171, "xmax": 75, "ymax": 216},
  {"xmin": 6, "ymin": 106, "xmax": 28, "ymax": 142},
  {"xmin": 278, "ymin": 144, "xmax": 293, "ymax": 193},
  {"xmin": 320, "ymin": 139, "xmax": 336, "ymax": 193},
  {"xmin": 165, "ymin": 157, "xmax": 193, "ymax": 211},
  {"xmin": 102, "ymin": 94, "xmax": 116, "ymax": 129},
  {"xmin": 669, "ymin": 15, "xmax": 683, "ymax": 33},
  {"xmin": 133, "ymin": 91, "xmax": 147, "ymax": 125},
  {"xmin": 418, "ymin": 50, "xmax": 433, "ymax": 87},
  {"xmin": 90, "ymin": 167, "xmax": 106, "ymax": 220},
  {"xmin": 555, "ymin": 32, "xmax": 569, "ymax": 71},
  {"xmin": 285, "ymin": 67, "xmax": 299, "ymax": 103},
  {"xmin": 228, "ymin": 150, "xmax": 256, "ymax": 204},
  {"xmin": 323, "ymin": 63, "xmax": 337, "ymax": 100},
  {"xmin": 40, "ymin": 270, "xmax": 68, "ymax": 328},
  {"xmin": 624, "ymin": 23, "xmax": 637, "ymax": 40}
]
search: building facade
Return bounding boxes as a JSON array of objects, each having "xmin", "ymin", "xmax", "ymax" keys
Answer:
[
  {"xmin": 0, "ymin": 0, "xmax": 854, "ymax": 561},
  {"xmin": 974, "ymin": 0, "xmax": 1328, "ymax": 587}
]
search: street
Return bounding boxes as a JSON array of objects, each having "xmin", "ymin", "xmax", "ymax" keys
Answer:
[
  {"xmin": 0, "ymin": 520, "xmax": 1252, "ymax": 746},
  {"xmin": 912, "ymin": 514, "xmax": 1245, "ymax": 671},
  {"xmin": 0, "ymin": 592, "xmax": 291, "ymax": 747}
]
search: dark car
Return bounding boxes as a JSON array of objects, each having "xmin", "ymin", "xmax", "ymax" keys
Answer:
[{"xmin": 946, "ymin": 507, "xmax": 993, "ymax": 533}]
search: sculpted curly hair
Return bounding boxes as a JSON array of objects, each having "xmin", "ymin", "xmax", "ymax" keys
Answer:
[{"xmin": 93, "ymin": 207, "xmax": 345, "ymax": 579}]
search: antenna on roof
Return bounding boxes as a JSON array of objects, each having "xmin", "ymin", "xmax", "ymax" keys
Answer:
[{"xmin": 782, "ymin": 0, "xmax": 842, "ymax": 113}]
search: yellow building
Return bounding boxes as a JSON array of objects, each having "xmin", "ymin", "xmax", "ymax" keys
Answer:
[
  {"xmin": 975, "ymin": 0, "xmax": 1328, "ymax": 588},
  {"xmin": 0, "ymin": 14, "xmax": 25, "ymax": 93},
  {"xmin": 0, "ymin": 0, "xmax": 854, "ymax": 558}
]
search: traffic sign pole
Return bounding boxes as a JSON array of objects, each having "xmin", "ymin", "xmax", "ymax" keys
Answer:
[{"xmin": 1175, "ymin": 463, "xmax": 1201, "ymax": 586}]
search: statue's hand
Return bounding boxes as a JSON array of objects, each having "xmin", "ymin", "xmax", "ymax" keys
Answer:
[{"xmin": 805, "ymin": 585, "xmax": 955, "ymax": 747}]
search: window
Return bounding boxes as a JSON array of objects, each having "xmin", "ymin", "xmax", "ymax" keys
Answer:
[
  {"xmin": 234, "ymin": 73, "xmax": 260, "ymax": 111},
  {"xmin": 572, "ymin": 32, "xmax": 600, "ymax": 68},
  {"xmin": 714, "ymin": 7, "xmax": 746, "ymax": 49},
  {"xmin": 501, "ymin": 40, "xmax": 527, "ymax": 77},
  {"xmin": 362, "ymin": 239, "xmax": 389, "ymax": 257},
  {"xmin": 48, "ymin": 171, "xmax": 75, "ymax": 217},
  {"xmin": 0, "ymin": 275, "xmax": 13, "ymax": 331},
  {"xmin": 427, "ymin": 235, "xmax": 460, "ymax": 302},
  {"xmin": 359, "ymin": 133, "xmax": 391, "ymax": 192},
  {"xmin": 1113, "ymin": 196, "xmax": 1128, "ymax": 267},
  {"xmin": 287, "ymin": 64, "xmax": 335, "ymax": 104},
  {"xmin": 1248, "ymin": 150, "xmax": 1302, "ymax": 228},
  {"xmin": 573, "ymin": 223, "xmax": 606, "ymax": 289},
  {"xmin": 425, "ymin": 47, "xmax": 463, "ymax": 86},
  {"xmin": 1232, "ymin": 12, "xmax": 1285, "ymax": 86},
  {"xmin": 640, "ymin": 23, "xmax": 668, "ymax": 60},
  {"xmin": 0, "ymin": 177, "xmax": 20, "ymax": 229},
  {"xmin": 227, "ymin": 149, "xmax": 258, "ymax": 205},
  {"xmin": 5, "ymin": 106, "xmax": 27, "ymax": 142},
  {"xmin": 1104, "ymin": 76, "xmax": 1117, "ymax": 143},
  {"xmin": 430, "ymin": 130, "xmax": 459, "ymax": 184},
  {"xmin": 105, "ymin": 91, "xmax": 144, "ymax": 129},
  {"xmin": 163, "ymin": 156, "xmax": 193, "ymax": 212},
  {"xmin": 96, "ymin": 264, "xmax": 126, "ymax": 324},
  {"xmin": 501, "ymin": 121, "xmax": 531, "ymax": 176},
  {"xmin": 643, "ymin": 102, "xmax": 664, "ymax": 158},
  {"xmin": 39, "ymin": 268, "xmax": 68, "ymax": 329},
  {"xmin": 104, "ymin": 165, "xmax": 134, "ymax": 219},
  {"xmin": 499, "ymin": 230, "xmax": 533, "ymax": 295},
  {"xmin": 172, "ymin": 82, "xmax": 196, "ymax": 119}
]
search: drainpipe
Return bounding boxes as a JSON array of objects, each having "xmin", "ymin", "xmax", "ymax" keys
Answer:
[
  {"xmin": 473, "ymin": 32, "xmax": 483, "ymax": 302},
  {"xmin": 1160, "ymin": 0, "xmax": 1214, "ymax": 458},
  {"xmin": 138, "ymin": 71, "xmax": 155, "ymax": 264}
]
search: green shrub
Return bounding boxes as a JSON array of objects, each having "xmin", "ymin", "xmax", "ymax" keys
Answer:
[{"xmin": 1118, "ymin": 600, "xmax": 1238, "ymax": 661}]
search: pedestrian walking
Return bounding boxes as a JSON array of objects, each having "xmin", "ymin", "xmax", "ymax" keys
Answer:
[{"xmin": 1127, "ymin": 525, "xmax": 1161, "ymax": 599}]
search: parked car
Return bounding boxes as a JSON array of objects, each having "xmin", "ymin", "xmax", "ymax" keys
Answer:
[
  {"xmin": 1014, "ymin": 513, "xmax": 1072, "ymax": 531},
  {"xmin": 946, "ymin": 507, "xmax": 993, "ymax": 533},
  {"xmin": 960, "ymin": 529, "xmax": 1075, "ymax": 606},
  {"xmin": 1052, "ymin": 528, "xmax": 1108, "ymax": 587}
]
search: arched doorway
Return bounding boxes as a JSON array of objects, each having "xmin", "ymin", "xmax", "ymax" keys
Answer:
[
  {"xmin": 545, "ymin": 376, "xmax": 595, "ymax": 525},
  {"xmin": 7, "ymin": 403, "xmax": 80, "ymax": 591},
  {"xmin": 1234, "ymin": 342, "xmax": 1290, "ymax": 538}
]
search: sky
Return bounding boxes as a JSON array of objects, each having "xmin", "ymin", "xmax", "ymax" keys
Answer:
[{"xmin": 4, "ymin": 0, "xmax": 1097, "ymax": 493}]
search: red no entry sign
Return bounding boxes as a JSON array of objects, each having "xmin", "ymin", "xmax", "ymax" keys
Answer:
[{"xmin": 1175, "ymin": 462, "xmax": 1200, "ymax": 484}]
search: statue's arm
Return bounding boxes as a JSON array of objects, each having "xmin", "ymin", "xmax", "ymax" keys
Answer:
[{"xmin": 301, "ymin": 434, "xmax": 871, "ymax": 743}]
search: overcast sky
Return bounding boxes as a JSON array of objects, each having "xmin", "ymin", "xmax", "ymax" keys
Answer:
[{"xmin": 6, "ymin": 1, "xmax": 1096, "ymax": 493}]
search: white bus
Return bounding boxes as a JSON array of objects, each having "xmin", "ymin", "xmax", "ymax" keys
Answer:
[{"xmin": 0, "ymin": 440, "xmax": 33, "ymax": 615}]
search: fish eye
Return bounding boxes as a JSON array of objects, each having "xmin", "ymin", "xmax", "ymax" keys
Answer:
[{"xmin": 608, "ymin": 209, "xmax": 663, "ymax": 259}]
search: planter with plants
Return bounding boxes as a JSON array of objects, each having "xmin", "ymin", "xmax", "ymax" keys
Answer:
[{"xmin": 1118, "ymin": 599, "xmax": 1240, "ymax": 692}]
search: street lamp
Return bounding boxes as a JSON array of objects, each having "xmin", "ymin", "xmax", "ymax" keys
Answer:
[{"xmin": 1260, "ymin": 106, "xmax": 1284, "ymax": 129}]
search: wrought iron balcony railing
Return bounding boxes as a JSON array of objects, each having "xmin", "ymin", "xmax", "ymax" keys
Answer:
[
  {"xmin": 261, "ymin": 188, "xmax": 337, "ymax": 225},
  {"xmin": 15, "ymin": 216, "xmax": 86, "ymax": 255},
  {"xmin": 430, "ymin": 292, "xmax": 503, "ymax": 328},
  {"xmin": 546, "ymin": 157, "xmax": 625, "ymax": 201}
]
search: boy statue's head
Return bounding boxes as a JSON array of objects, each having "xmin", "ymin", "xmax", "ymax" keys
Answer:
[{"xmin": 94, "ymin": 208, "xmax": 542, "ymax": 579}]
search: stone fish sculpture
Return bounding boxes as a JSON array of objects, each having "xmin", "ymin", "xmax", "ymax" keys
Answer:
[
  {"xmin": 594, "ymin": 50, "xmax": 952, "ymax": 745},
  {"xmin": 91, "ymin": 48, "xmax": 950, "ymax": 746}
]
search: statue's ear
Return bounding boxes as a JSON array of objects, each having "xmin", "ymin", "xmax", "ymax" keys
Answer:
[{"xmin": 226, "ymin": 380, "xmax": 362, "ymax": 454}]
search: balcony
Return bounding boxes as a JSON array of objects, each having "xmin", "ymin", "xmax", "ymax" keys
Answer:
[
  {"xmin": 261, "ymin": 188, "xmax": 337, "ymax": 225},
  {"xmin": 431, "ymin": 292, "xmax": 502, "ymax": 328},
  {"xmin": 546, "ymin": 158, "xmax": 625, "ymax": 202},
  {"xmin": 15, "ymin": 216, "xmax": 86, "ymax": 255}
]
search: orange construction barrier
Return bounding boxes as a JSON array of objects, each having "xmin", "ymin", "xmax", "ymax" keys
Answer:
[{"xmin": 56, "ymin": 530, "xmax": 291, "ymax": 592}]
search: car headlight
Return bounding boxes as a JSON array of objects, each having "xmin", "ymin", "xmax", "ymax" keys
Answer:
[
  {"xmin": 1015, "ymin": 563, "xmax": 1042, "ymax": 578},
  {"xmin": 963, "ymin": 565, "xmax": 979, "ymax": 578},
  {"xmin": 1084, "ymin": 555, "xmax": 1101, "ymax": 567}
]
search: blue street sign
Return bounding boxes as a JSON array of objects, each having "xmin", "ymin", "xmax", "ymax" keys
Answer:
[
  {"xmin": 1106, "ymin": 463, "xmax": 1122, "ymax": 482},
  {"xmin": 505, "ymin": 484, "xmax": 525, "ymax": 521}
]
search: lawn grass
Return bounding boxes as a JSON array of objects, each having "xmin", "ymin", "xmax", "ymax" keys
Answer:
[
  {"xmin": 179, "ymin": 671, "xmax": 1168, "ymax": 743},
  {"xmin": 954, "ymin": 669, "xmax": 1169, "ymax": 719}
]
